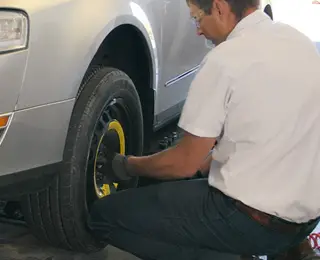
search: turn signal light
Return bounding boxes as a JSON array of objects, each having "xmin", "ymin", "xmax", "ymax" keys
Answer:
[{"xmin": 0, "ymin": 115, "xmax": 9, "ymax": 128}]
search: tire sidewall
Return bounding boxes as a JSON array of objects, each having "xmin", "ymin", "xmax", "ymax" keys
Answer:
[{"xmin": 62, "ymin": 67, "xmax": 144, "ymax": 247}]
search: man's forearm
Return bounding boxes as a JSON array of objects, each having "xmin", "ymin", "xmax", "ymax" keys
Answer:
[
  {"xmin": 127, "ymin": 145, "xmax": 197, "ymax": 180},
  {"xmin": 121, "ymin": 131, "xmax": 216, "ymax": 180}
]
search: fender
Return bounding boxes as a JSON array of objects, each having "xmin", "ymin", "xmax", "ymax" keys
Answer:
[
  {"xmin": 12, "ymin": 0, "xmax": 160, "ymax": 110},
  {"xmin": 82, "ymin": 2, "xmax": 159, "ymax": 94}
]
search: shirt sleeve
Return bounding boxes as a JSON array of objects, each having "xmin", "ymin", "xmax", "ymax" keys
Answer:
[{"xmin": 178, "ymin": 52, "xmax": 233, "ymax": 138}]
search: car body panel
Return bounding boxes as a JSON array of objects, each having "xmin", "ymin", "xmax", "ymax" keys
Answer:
[
  {"xmin": 153, "ymin": 0, "xmax": 210, "ymax": 119},
  {"xmin": 0, "ymin": 0, "xmax": 161, "ymax": 111},
  {"xmin": 0, "ymin": 0, "xmax": 207, "ymax": 117},
  {"xmin": 0, "ymin": 99, "xmax": 74, "ymax": 177}
]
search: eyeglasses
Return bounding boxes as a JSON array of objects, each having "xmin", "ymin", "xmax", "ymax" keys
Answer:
[{"xmin": 190, "ymin": 10, "xmax": 205, "ymax": 29}]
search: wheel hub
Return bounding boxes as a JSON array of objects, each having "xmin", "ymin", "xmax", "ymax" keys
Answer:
[{"xmin": 93, "ymin": 120, "xmax": 125, "ymax": 198}]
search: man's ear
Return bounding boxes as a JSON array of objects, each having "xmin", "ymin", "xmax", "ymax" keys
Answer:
[
  {"xmin": 213, "ymin": 0, "xmax": 228, "ymax": 16},
  {"xmin": 211, "ymin": 0, "xmax": 216, "ymax": 13}
]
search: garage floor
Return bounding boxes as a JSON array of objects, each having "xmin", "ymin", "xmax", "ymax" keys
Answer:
[
  {"xmin": 0, "ymin": 223, "xmax": 241, "ymax": 260},
  {"xmin": 0, "ymin": 222, "xmax": 138, "ymax": 260}
]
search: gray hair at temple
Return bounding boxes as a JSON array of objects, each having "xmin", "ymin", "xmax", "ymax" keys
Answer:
[{"xmin": 186, "ymin": 0, "xmax": 260, "ymax": 19}]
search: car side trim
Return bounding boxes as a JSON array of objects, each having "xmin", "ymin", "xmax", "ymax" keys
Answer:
[{"xmin": 164, "ymin": 65, "xmax": 200, "ymax": 88}]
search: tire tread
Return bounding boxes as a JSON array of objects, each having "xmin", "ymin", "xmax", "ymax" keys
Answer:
[{"xmin": 21, "ymin": 67, "xmax": 143, "ymax": 252}]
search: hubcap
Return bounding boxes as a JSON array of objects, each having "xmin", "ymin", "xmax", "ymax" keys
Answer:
[
  {"xmin": 86, "ymin": 97, "xmax": 135, "ymax": 206},
  {"xmin": 93, "ymin": 119, "xmax": 126, "ymax": 198}
]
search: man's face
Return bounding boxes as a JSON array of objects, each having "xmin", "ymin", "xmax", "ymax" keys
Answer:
[{"xmin": 188, "ymin": 0, "xmax": 234, "ymax": 45}]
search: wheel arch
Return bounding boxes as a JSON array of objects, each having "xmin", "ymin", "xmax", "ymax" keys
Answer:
[{"xmin": 76, "ymin": 19, "xmax": 157, "ymax": 148}]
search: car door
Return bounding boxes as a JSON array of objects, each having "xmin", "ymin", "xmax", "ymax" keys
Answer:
[{"xmin": 154, "ymin": 0, "xmax": 211, "ymax": 127}]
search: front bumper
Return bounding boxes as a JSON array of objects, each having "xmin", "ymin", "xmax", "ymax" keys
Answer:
[
  {"xmin": 0, "ymin": 7, "xmax": 77, "ymax": 198},
  {"xmin": 0, "ymin": 50, "xmax": 28, "ymax": 115},
  {"xmin": 0, "ymin": 99, "xmax": 74, "ymax": 198}
]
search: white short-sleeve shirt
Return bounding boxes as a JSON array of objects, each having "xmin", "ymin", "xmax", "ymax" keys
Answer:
[{"xmin": 178, "ymin": 10, "xmax": 320, "ymax": 223}]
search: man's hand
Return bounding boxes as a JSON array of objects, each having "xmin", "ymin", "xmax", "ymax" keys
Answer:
[
  {"xmin": 100, "ymin": 152, "xmax": 134, "ymax": 183},
  {"xmin": 125, "ymin": 131, "xmax": 217, "ymax": 180},
  {"xmin": 97, "ymin": 129, "xmax": 136, "ymax": 185},
  {"xmin": 111, "ymin": 154, "xmax": 134, "ymax": 181}
]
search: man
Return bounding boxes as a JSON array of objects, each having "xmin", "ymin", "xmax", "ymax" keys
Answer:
[{"xmin": 88, "ymin": 0, "xmax": 320, "ymax": 259}]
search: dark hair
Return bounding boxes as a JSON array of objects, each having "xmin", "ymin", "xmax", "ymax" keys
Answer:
[{"xmin": 187, "ymin": 0, "xmax": 259, "ymax": 19}]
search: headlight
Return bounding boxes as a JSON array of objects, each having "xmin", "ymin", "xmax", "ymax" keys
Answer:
[{"xmin": 0, "ymin": 10, "xmax": 28, "ymax": 54}]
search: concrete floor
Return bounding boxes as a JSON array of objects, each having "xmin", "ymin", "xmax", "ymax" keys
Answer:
[
  {"xmin": 0, "ymin": 222, "xmax": 139, "ymax": 260},
  {"xmin": 0, "ymin": 222, "xmax": 241, "ymax": 260}
]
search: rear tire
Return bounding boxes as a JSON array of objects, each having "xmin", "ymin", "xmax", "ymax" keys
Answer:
[{"xmin": 21, "ymin": 67, "xmax": 144, "ymax": 252}]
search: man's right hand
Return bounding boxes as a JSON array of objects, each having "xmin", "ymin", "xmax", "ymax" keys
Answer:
[
  {"xmin": 100, "ymin": 151, "xmax": 135, "ymax": 185},
  {"xmin": 111, "ymin": 153, "xmax": 134, "ymax": 181}
]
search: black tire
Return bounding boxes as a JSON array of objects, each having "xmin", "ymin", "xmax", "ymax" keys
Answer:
[{"xmin": 20, "ymin": 67, "xmax": 144, "ymax": 252}]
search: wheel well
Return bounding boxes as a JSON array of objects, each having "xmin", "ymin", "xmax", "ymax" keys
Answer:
[
  {"xmin": 82, "ymin": 24, "xmax": 155, "ymax": 147},
  {"xmin": 264, "ymin": 4, "xmax": 273, "ymax": 20}
]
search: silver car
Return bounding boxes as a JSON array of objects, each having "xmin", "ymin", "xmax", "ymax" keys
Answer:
[{"xmin": 0, "ymin": 0, "xmax": 273, "ymax": 253}]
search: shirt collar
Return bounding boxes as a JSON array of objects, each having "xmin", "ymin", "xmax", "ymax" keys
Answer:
[{"xmin": 227, "ymin": 10, "xmax": 271, "ymax": 40}]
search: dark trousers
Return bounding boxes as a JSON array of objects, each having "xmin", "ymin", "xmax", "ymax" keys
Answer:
[{"xmin": 87, "ymin": 179, "xmax": 316, "ymax": 260}]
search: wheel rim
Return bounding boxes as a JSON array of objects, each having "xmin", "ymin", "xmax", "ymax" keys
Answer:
[
  {"xmin": 87, "ymin": 98, "xmax": 133, "ymax": 201},
  {"xmin": 93, "ymin": 120, "xmax": 125, "ymax": 198}
]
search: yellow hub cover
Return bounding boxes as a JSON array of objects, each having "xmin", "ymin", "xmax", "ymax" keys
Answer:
[{"xmin": 94, "ymin": 120, "xmax": 125, "ymax": 198}]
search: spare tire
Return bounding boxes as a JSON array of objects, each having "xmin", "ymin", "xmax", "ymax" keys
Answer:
[{"xmin": 20, "ymin": 67, "xmax": 144, "ymax": 252}]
